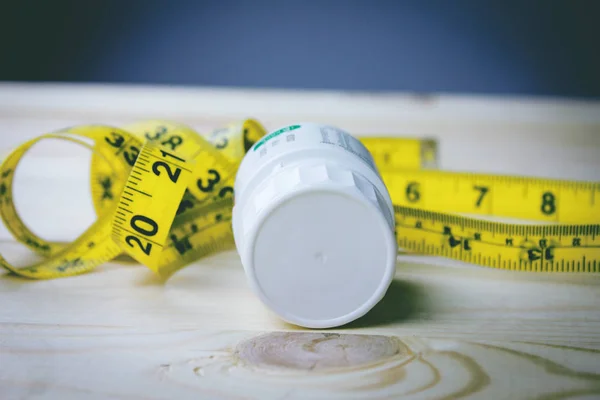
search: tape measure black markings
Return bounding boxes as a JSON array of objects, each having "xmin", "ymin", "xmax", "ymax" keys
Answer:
[{"xmin": 0, "ymin": 120, "xmax": 597, "ymax": 279}]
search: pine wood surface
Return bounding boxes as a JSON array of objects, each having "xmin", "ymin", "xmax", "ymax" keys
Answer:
[{"xmin": 0, "ymin": 83, "xmax": 599, "ymax": 399}]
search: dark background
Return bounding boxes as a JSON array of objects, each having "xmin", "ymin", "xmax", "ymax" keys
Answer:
[{"xmin": 2, "ymin": 0, "xmax": 599, "ymax": 98}]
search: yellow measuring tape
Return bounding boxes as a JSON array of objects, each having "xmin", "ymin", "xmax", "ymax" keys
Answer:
[
  {"xmin": 0, "ymin": 120, "xmax": 597, "ymax": 280},
  {"xmin": 364, "ymin": 138, "xmax": 599, "ymax": 272}
]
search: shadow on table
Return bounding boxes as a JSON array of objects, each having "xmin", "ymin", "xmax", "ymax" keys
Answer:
[{"xmin": 340, "ymin": 278, "xmax": 429, "ymax": 329}]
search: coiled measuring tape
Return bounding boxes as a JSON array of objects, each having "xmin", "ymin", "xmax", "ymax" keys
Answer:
[{"xmin": 0, "ymin": 120, "xmax": 597, "ymax": 280}]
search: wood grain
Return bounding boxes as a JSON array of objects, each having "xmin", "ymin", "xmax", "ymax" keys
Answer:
[
  {"xmin": 0, "ymin": 83, "xmax": 599, "ymax": 399},
  {"xmin": 1, "ymin": 254, "xmax": 600, "ymax": 399}
]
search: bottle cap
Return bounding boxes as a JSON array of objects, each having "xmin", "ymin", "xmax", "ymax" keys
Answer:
[{"xmin": 233, "ymin": 123, "xmax": 397, "ymax": 328}]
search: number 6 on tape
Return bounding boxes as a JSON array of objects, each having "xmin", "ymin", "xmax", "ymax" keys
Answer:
[{"xmin": 111, "ymin": 143, "xmax": 194, "ymax": 269}]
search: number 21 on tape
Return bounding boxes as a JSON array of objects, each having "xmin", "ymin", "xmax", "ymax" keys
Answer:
[{"xmin": 111, "ymin": 144, "xmax": 194, "ymax": 269}]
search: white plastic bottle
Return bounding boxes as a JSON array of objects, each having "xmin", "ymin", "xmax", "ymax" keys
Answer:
[{"xmin": 232, "ymin": 123, "xmax": 397, "ymax": 328}]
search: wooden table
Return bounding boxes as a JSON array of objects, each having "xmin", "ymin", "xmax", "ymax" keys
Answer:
[{"xmin": 1, "ymin": 83, "xmax": 599, "ymax": 399}]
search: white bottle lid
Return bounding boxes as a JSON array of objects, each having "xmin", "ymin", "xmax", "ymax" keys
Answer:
[{"xmin": 232, "ymin": 123, "xmax": 397, "ymax": 328}]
